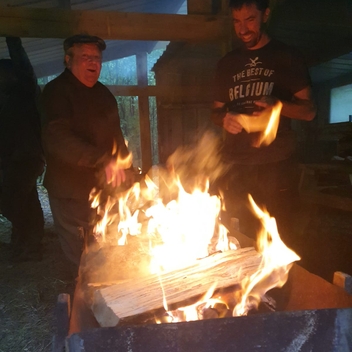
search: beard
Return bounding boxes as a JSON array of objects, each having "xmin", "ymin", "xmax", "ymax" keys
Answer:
[{"xmin": 240, "ymin": 32, "xmax": 262, "ymax": 49}]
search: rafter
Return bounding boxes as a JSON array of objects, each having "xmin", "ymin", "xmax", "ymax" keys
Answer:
[{"xmin": 0, "ymin": 6, "xmax": 229, "ymax": 42}]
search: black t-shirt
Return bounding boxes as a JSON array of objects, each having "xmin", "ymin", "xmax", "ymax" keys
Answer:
[{"xmin": 214, "ymin": 39, "xmax": 311, "ymax": 164}]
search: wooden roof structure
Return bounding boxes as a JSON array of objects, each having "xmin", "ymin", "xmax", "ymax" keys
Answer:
[
  {"xmin": 0, "ymin": 0, "xmax": 351, "ymax": 81},
  {"xmin": 1, "ymin": 0, "xmax": 352, "ymax": 170}
]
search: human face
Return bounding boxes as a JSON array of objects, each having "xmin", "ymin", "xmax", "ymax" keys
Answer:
[
  {"xmin": 65, "ymin": 44, "xmax": 102, "ymax": 87},
  {"xmin": 232, "ymin": 3, "xmax": 270, "ymax": 50}
]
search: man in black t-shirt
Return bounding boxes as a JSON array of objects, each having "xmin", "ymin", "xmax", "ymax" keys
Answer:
[{"xmin": 211, "ymin": 0, "xmax": 316, "ymax": 239}]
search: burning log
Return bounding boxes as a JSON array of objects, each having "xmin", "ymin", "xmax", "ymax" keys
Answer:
[{"xmin": 92, "ymin": 247, "xmax": 262, "ymax": 327}]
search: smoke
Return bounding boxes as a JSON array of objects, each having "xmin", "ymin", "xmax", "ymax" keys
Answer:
[{"xmin": 166, "ymin": 131, "xmax": 229, "ymax": 193}]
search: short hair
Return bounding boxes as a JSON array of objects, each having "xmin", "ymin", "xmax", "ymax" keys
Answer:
[{"xmin": 229, "ymin": 0, "xmax": 269, "ymax": 12}]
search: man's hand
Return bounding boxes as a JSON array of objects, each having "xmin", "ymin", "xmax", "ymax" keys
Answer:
[
  {"xmin": 223, "ymin": 112, "xmax": 243, "ymax": 134},
  {"xmin": 105, "ymin": 159, "xmax": 126, "ymax": 187}
]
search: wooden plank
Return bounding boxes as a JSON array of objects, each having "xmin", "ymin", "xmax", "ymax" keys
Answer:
[
  {"xmin": 38, "ymin": 84, "xmax": 214, "ymax": 100},
  {"xmin": 0, "ymin": 6, "xmax": 228, "ymax": 42},
  {"xmin": 92, "ymin": 248, "xmax": 261, "ymax": 327},
  {"xmin": 187, "ymin": 0, "xmax": 213, "ymax": 14},
  {"xmin": 136, "ymin": 52, "xmax": 152, "ymax": 173},
  {"xmin": 107, "ymin": 85, "xmax": 215, "ymax": 101}
]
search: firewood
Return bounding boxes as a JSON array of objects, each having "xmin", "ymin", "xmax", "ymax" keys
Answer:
[{"xmin": 92, "ymin": 247, "xmax": 262, "ymax": 327}]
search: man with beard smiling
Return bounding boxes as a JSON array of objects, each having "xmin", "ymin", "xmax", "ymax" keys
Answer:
[
  {"xmin": 41, "ymin": 34, "xmax": 132, "ymax": 274},
  {"xmin": 211, "ymin": 0, "xmax": 316, "ymax": 239}
]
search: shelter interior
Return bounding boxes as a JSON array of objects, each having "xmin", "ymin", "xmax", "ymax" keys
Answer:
[{"xmin": 1, "ymin": 0, "xmax": 352, "ymax": 279}]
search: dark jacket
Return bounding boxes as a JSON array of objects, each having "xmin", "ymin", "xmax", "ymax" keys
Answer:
[
  {"xmin": 41, "ymin": 68, "xmax": 129, "ymax": 200},
  {"xmin": 0, "ymin": 37, "xmax": 44, "ymax": 168}
]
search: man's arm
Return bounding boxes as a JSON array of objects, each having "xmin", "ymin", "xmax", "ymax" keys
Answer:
[
  {"xmin": 282, "ymin": 86, "xmax": 316, "ymax": 121},
  {"xmin": 254, "ymin": 86, "xmax": 316, "ymax": 122}
]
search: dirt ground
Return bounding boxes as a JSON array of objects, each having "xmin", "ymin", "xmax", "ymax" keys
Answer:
[
  {"xmin": 0, "ymin": 185, "xmax": 352, "ymax": 351},
  {"xmin": 0, "ymin": 186, "xmax": 76, "ymax": 352}
]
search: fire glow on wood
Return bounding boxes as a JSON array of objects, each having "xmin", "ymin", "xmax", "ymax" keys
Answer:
[{"xmin": 86, "ymin": 102, "xmax": 300, "ymax": 327}]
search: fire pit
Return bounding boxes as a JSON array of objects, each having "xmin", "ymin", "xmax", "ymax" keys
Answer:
[
  {"xmin": 55, "ymin": 245, "xmax": 352, "ymax": 352},
  {"xmin": 53, "ymin": 134, "xmax": 352, "ymax": 351},
  {"xmin": 65, "ymin": 307, "xmax": 351, "ymax": 352},
  {"xmin": 55, "ymin": 220, "xmax": 352, "ymax": 351}
]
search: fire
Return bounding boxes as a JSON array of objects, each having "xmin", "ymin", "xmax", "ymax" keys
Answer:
[
  {"xmin": 145, "ymin": 178, "xmax": 231, "ymax": 273},
  {"xmin": 88, "ymin": 132, "xmax": 300, "ymax": 324},
  {"xmin": 90, "ymin": 169, "xmax": 232, "ymax": 274},
  {"xmin": 232, "ymin": 195, "xmax": 300, "ymax": 316},
  {"xmin": 237, "ymin": 100, "xmax": 283, "ymax": 147},
  {"xmin": 158, "ymin": 282, "xmax": 227, "ymax": 323}
]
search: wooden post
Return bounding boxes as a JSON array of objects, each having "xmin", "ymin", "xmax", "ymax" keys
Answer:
[
  {"xmin": 187, "ymin": 0, "xmax": 213, "ymax": 14},
  {"xmin": 53, "ymin": 293, "xmax": 71, "ymax": 352},
  {"xmin": 137, "ymin": 52, "xmax": 152, "ymax": 173}
]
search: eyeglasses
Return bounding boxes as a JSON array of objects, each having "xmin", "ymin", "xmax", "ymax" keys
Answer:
[{"xmin": 80, "ymin": 54, "xmax": 102, "ymax": 63}]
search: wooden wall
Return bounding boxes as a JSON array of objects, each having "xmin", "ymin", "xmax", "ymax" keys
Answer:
[{"xmin": 153, "ymin": 42, "xmax": 224, "ymax": 164}]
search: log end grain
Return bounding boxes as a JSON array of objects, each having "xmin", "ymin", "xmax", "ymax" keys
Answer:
[{"xmin": 92, "ymin": 290, "xmax": 121, "ymax": 327}]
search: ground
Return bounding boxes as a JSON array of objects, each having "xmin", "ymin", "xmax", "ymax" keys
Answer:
[
  {"xmin": 0, "ymin": 186, "xmax": 76, "ymax": 352},
  {"xmin": 0, "ymin": 185, "xmax": 352, "ymax": 351}
]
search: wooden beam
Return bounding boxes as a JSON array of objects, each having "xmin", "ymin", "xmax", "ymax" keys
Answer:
[
  {"xmin": 0, "ymin": 6, "xmax": 228, "ymax": 42},
  {"xmin": 136, "ymin": 52, "xmax": 153, "ymax": 173},
  {"xmin": 187, "ymin": 0, "xmax": 213, "ymax": 14},
  {"xmin": 106, "ymin": 85, "xmax": 214, "ymax": 101}
]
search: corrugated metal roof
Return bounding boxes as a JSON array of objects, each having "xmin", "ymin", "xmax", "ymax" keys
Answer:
[{"xmin": 0, "ymin": 0, "xmax": 187, "ymax": 77}]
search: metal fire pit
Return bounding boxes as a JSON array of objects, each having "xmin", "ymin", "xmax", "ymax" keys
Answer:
[
  {"xmin": 66, "ymin": 307, "xmax": 351, "ymax": 352},
  {"xmin": 53, "ymin": 230, "xmax": 352, "ymax": 352}
]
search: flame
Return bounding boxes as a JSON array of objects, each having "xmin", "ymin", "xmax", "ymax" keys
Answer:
[
  {"xmin": 157, "ymin": 282, "xmax": 226, "ymax": 323},
  {"xmin": 112, "ymin": 140, "xmax": 133, "ymax": 169},
  {"xmin": 237, "ymin": 100, "xmax": 283, "ymax": 147},
  {"xmin": 146, "ymin": 178, "xmax": 230, "ymax": 273},
  {"xmin": 90, "ymin": 133, "xmax": 231, "ymax": 274},
  {"xmin": 89, "ymin": 188, "xmax": 119, "ymax": 243},
  {"xmin": 232, "ymin": 195, "xmax": 300, "ymax": 316},
  {"xmin": 88, "ymin": 132, "xmax": 300, "ymax": 323}
]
